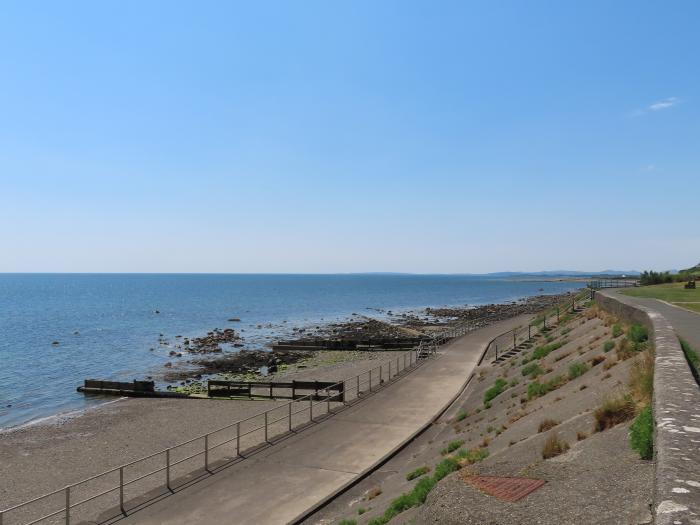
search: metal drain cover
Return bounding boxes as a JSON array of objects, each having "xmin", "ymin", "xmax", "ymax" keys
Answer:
[{"xmin": 462, "ymin": 475, "xmax": 546, "ymax": 502}]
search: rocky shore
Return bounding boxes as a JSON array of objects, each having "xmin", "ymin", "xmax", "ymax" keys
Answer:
[{"xmin": 155, "ymin": 292, "xmax": 579, "ymax": 390}]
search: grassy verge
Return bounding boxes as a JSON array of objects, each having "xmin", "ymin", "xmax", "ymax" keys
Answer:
[
  {"xmin": 622, "ymin": 283, "xmax": 700, "ymax": 314},
  {"xmin": 680, "ymin": 338, "xmax": 700, "ymax": 383}
]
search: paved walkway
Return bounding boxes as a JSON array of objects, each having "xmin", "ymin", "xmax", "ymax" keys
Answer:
[
  {"xmin": 111, "ymin": 315, "xmax": 530, "ymax": 525},
  {"xmin": 609, "ymin": 290, "xmax": 700, "ymax": 352}
]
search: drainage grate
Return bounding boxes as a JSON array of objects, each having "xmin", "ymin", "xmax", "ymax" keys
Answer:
[{"xmin": 462, "ymin": 475, "xmax": 546, "ymax": 502}]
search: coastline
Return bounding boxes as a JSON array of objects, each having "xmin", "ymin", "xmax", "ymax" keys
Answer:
[{"xmin": 0, "ymin": 291, "xmax": 580, "ymax": 520}]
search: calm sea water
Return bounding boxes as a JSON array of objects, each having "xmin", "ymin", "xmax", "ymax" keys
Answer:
[{"xmin": 0, "ymin": 274, "xmax": 582, "ymax": 429}]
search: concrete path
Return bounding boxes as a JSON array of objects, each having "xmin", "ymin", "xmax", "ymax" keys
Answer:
[
  {"xmin": 112, "ymin": 315, "xmax": 530, "ymax": 525},
  {"xmin": 608, "ymin": 290, "xmax": 700, "ymax": 351}
]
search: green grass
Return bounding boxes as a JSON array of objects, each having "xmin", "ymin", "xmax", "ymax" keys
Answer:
[
  {"xmin": 357, "ymin": 507, "xmax": 368, "ymax": 515},
  {"xmin": 680, "ymin": 338, "xmax": 699, "ymax": 382},
  {"xmin": 522, "ymin": 362, "xmax": 544, "ymax": 377},
  {"xmin": 532, "ymin": 341, "xmax": 566, "ymax": 360},
  {"xmin": 338, "ymin": 520, "xmax": 357, "ymax": 525},
  {"xmin": 406, "ymin": 466, "xmax": 430, "ymax": 481},
  {"xmin": 527, "ymin": 375, "xmax": 565, "ymax": 400},
  {"xmin": 484, "ymin": 378, "xmax": 508, "ymax": 404},
  {"xmin": 440, "ymin": 439, "xmax": 465, "ymax": 455},
  {"xmin": 603, "ymin": 340, "xmax": 616, "ymax": 352},
  {"xmin": 630, "ymin": 405, "xmax": 653, "ymax": 460},
  {"xmin": 568, "ymin": 362, "xmax": 589, "ymax": 380},
  {"xmin": 455, "ymin": 410, "xmax": 467, "ymax": 422},
  {"xmin": 622, "ymin": 283, "xmax": 700, "ymax": 314}
]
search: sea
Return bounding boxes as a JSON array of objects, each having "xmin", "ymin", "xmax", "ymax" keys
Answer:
[{"xmin": 0, "ymin": 273, "xmax": 584, "ymax": 429}]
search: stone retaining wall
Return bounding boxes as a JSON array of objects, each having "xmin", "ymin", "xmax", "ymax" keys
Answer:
[{"xmin": 596, "ymin": 291, "xmax": 700, "ymax": 525}]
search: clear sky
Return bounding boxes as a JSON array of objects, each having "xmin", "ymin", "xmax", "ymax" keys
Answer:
[{"xmin": 1, "ymin": 1, "xmax": 698, "ymax": 273}]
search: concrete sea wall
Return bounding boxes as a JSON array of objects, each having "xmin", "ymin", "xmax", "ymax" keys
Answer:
[{"xmin": 596, "ymin": 291, "xmax": 700, "ymax": 525}]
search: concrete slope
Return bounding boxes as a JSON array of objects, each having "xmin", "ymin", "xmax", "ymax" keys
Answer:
[{"xmin": 114, "ymin": 315, "xmax": 530, "ymax": 525}]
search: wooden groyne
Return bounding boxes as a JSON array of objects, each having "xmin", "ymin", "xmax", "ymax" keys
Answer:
[{"xmin": 77, "ymin": 379, "xmax": 189, "ymax": 398}]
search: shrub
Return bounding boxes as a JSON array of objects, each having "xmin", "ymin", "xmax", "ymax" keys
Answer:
[
  {"xmin": 484, "ymin": 378, "xmax": 508, "ymax": 404},
  {"xmin": 568, "ymin": 362, "xmax": 589, "ymax": 380},
  {"xmin": 603, "ymin": 340, "xmax": 615, "ymax": 352},
  {"xmin": 612, "ymin": 323, "xmax": 623, "ymax": 338},
  {"xmin": 357, "ymin": 507, "xmax": 367, "ymax": 515},
  {"xmin": 628, "ymin": 324, "xmax": 649, "ymax": 345},
  {"xmin": 510, "ymin": 377, "xmax": 519, "ymax": 387},
  {"xmin": 680, "ymin": 339, "xmax": 699, "ymax": 382},
  {"xmin": 630, "ymin": 405, "xmax": 653, "ymax": 460},
  {"xmin": 440, "ymin": 439, "xmax": 465, "ymax": 455},
  {"xmin": 542, "ymin": 433, "xmax": 569, "ymax": 459},
  {"xmin": 538, "ymin": 418, "xmax": 559, "ymax": 432},
  {"xmin": 594, "ymin": 394, "xmax": 636, "ymax": 432},
  {"xmin": 532, "ymin": 341, "xmax": 566, "ymax": 360},
  {"xmin": 406, "ymin": 466, "xmax": 429, "ymax": 481},
  {"xmin": 455, "ymin": 410, "xmax": 467, "ymax": 422},
  {"xmin": 522, "ymin": 362, "xmax": 544, "ymax": 377},
  {"xmin": 639, "ymin": 270, "xmax": 673, "ymax": 286},
  {"xmin": 576, "ymin": 431, "xmax": 588, "ymax": 441}
]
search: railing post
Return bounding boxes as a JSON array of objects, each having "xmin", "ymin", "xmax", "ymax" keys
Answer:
[
  {"xmin": 264, "ymin": 411, "xmax": 268, "ymax": 442},
  {"xmin": 119, "ymin": 466, "xmax": 125, "ymax": 514},
  {"xmin": 388, "ymin": 361, "xmax": 391, "ymax": 379},
  {"xmin": 204, "ymin": 434, "xmax": 209, "ymax": 471},
  {"xmin": 495, "ymin": 343, "xmax": 498, "ymax": 360},
  {"xmin": 369, "ymin": 368, "xmax": 373, "ymax": 392},
  {"xmin": 236, "ymin": 422, "xmax": 241, "ymax": 457},
  {"xmin": 65, "ymin": 486, "xmax": 70, "ymax": 525},
  {"xmin": 166, "ymin": 449, "xmax": 171, "ymax": 491},
  {"xmin": 326, "ymin": 389, "xmax": 331, "ymax": 412},
  {"xmin": 528, "ymin": 324, "xmax": 531, "ymax": 340},
  {"xmin": 309, "ymin": 396, "xmax": 313, "ymax": 421},
  {"xmin": 288, "ymin": 402, "xmax": 292, "ymax": 431},
  {"xmin": 356, "ymin": 374, "xmax": 360, "ymax": 397}
]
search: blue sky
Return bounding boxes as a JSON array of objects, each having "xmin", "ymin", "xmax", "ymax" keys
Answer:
[{"xmin": 1, "ymin": 1, "xmax": 697, "ymax": 273}]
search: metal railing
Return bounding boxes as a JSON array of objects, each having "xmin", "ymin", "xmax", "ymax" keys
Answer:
[
  {"xmin": 483, "ymin": 289, "xmax": 591, "ymax": 363},
  {"xmin": 2, "ymin": 340, "xmax": 450, "ymax": 524}
]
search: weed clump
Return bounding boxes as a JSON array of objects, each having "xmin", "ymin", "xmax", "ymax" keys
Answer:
[
  {"xmin": 440, "ymin": 439, "xmax": 465, "ymax": 455},
  {"xmin": 568, "ymin": 362, "xmax": 589, "ymax": 380},
  {"xmin": 628, "ymin": 324, "xmax": 649, "ymax": 345},
  {"xmin": 603, "ymin": 340, "xmax": 615, "ymax": 352},
  {"xmin": 455, "ymin": 410, "xmax": 468, "ymax": 422},
  {"xmin": 484, "ymin": 378, "xmax": 508, "ymax": 405},
  {"xmin": 527, "ymin": 375, "xmax": 565, "ymax": 400},
  {"xmin": 406, "ymin": 466, "xmax": 430, "ymax": 481},
  {"xmin": 532, "ymin": 341, "xmax": 566, "ymax": 360},
  {"xmin": 594, "ymin": 394, "xmax": 636, "ymax": 432},
  {"xmin": 538, "ymin": 419, "xmax": 559, "ymax": 432},
  {"xmin": 542, "ymin": 433, "xmax": 570, "ymax": 459},
  {"xmin": 522, "ymin": 362, "xmax": 544, "ymax": 378},
  {"xmin": 612, "ymin": 323, "xmax": 624, "ymax": 338},
  {"xmin": 630, "ymin": 405, "xmax": 653, "ymax": 460},
  {"xmin": 629, "ymin": 350, "xmax": 654, "ymax": 404},
  {"xmin": 454, "ymin": 447, "xmax": 489, "ymax": 465}
]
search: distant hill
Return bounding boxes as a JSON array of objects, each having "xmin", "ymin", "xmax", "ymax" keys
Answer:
[{"xmin": 485, "ymin": 270, "xmax": 641, "ymax": 277}]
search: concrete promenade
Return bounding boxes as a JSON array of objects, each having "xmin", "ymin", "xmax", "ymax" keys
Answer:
[{"xmin": 113, "ymin": 315, "xmax": 530, "ymax": 525}]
